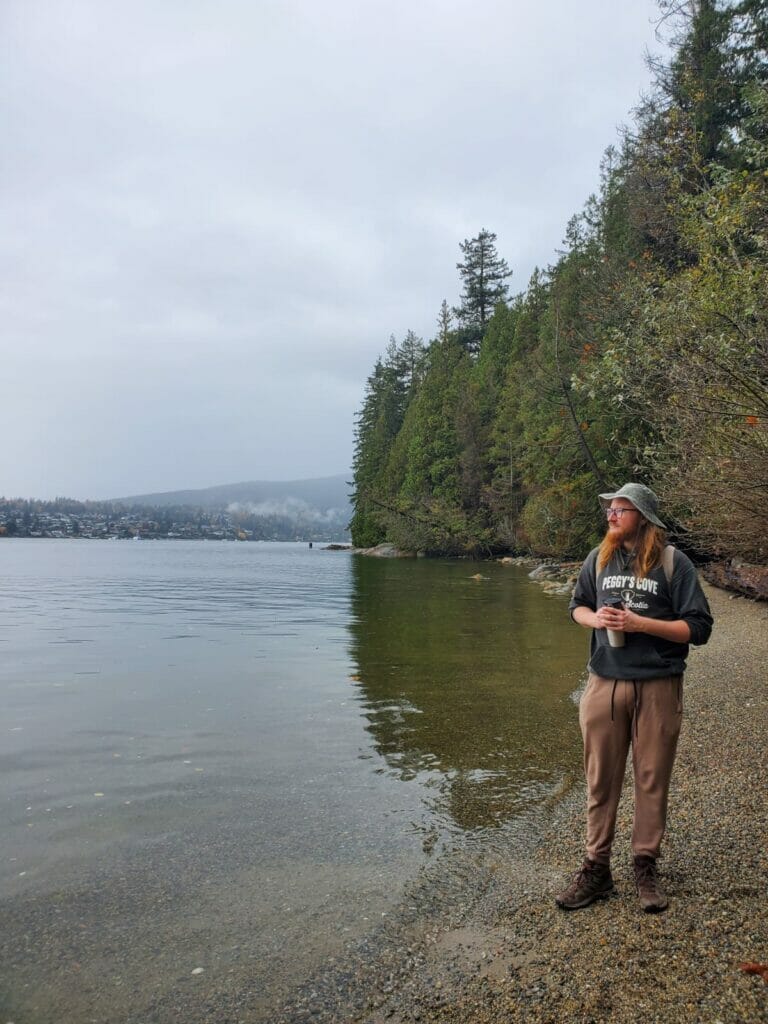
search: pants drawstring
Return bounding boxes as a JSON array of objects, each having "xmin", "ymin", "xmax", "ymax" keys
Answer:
[
  {"xmin": 609, "ymin": 679, "xmax": 658, "ymax": 734},
  {"xmin": 610, "ymin": 679, "xmax": 640, "ymax": 732}
]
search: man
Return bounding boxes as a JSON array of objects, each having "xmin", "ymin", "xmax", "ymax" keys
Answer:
[{"xmin": 556, "ymin": 483, "xmax": 713, "ymax": 913}]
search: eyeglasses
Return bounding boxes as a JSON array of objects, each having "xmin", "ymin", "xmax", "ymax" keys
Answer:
[{"xmin": 605, "ymin": 507, "xmax": 638, "ymax": 519}]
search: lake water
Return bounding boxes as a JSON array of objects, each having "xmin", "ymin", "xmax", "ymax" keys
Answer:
[{"xmin": 0, "ymin": 540, "xmax": 587, "ymax": 1022}]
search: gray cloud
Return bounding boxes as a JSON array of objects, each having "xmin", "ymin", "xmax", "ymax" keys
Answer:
[{"xmin": 1, "ymin": 0, "xmax": 664, "ymax": 498}]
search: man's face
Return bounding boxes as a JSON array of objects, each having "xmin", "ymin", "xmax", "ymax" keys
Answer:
[{"xmin": 605, "ymin": 499, "xmax": 642, "ymax": 547}]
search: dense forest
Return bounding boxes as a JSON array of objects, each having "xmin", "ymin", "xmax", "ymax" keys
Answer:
[{"xmin": 350, "ymin": 0, "xmax": 768, "ymax": 566}]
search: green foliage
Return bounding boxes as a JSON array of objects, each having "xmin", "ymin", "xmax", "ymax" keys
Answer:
[
  {"xmin": 517, "ymin": 476, "xmax": 603, "ymax": 557},
  {"xmin": 350, "ymin": 2, "xmax": 768, "ymax": 563},
  {"xmin": 350, "ymin": 331, "xmax": 426, "ymax": 547}
]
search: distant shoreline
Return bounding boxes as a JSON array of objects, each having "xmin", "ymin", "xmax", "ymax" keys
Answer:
[{"xmin": 0, "ymin": 535, "xmax": 352, "ymax": 544}]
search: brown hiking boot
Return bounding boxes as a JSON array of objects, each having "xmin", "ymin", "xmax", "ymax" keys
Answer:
[
  {"xmin": 634, "ymin": 855, "xmax": 669, "ymax": 913},
  {"xmin": 555, "ymin": 858, "xmax": 615, "ymax": 910}
]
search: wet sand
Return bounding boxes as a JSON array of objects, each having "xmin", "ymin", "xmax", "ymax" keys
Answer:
[{"xmin": 277, "ymin": 582, "xmax": 768, "ymax": 1024}]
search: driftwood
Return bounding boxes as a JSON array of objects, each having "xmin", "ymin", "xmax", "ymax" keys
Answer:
[{"xmin": 703, "ymin": 561, "xmax": 768, "ymax": 602}]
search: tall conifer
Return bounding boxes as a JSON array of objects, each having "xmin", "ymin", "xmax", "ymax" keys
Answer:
[{"xmin": 453, "ymin": 230, "xmax": 512, "ymax": 353}]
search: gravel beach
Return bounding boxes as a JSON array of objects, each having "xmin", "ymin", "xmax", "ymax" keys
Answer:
[{"xmin": 278, "ymin": 581, "xmax": 767, "ymax": 1024}]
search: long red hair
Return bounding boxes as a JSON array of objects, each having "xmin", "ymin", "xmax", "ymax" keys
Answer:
[{"xmin": 597, "ymin": 519, "xmax": 666, "ymax": 579}]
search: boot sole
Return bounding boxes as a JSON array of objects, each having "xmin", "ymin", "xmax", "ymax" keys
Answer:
[
  {"xmin": 555, "ymin": 885, "xmax": 616, "ymax": 910},
  {"xmin": 640, "ymin": 899, "xmax": 669, "ymax": 913}
]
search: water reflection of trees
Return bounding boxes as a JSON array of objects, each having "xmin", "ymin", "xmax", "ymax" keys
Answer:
[{"xmin": 347, "ymin": 556, "xmax": 585, "ymax": 833}]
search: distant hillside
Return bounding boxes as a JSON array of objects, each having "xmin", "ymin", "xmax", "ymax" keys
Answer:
[{"xmin": 116, "ymin": 475, "xmax": 351, "ymax": 513}]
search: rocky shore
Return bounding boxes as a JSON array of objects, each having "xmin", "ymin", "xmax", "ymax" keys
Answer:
[{"xmin": 278, "ymin": 581, "xmax": 768, "ymax": 1024}]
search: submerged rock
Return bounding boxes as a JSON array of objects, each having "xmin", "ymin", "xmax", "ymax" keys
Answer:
[
  {"xmin": 527, "ymin": 563, "xmax": 561, "ymax": 580},
  {"xmin": 354, "ymin": 544, "xmax": 417, "ymax": 558},
  {"xmin": 527, "ymin": 561, "xmax": 580, "ymax": 594}
]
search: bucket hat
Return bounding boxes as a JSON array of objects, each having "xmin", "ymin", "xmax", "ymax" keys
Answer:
[{"xmin": 598, "ymin": 483, "xmax": 666, "ymax": 529}]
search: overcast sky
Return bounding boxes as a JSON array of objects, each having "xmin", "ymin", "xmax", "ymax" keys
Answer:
[{"xmin": 2, "ymin": 0, "xmax": 665, "ymax": 500}]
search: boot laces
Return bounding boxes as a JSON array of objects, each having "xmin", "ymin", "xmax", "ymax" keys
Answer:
[
  {"xmin": 634, "ymin": 858, "xmax": 657, "ymax": 886},
  {"xmin": 575, "ymin": 859, "xmax": 603, "ymax": 888}
]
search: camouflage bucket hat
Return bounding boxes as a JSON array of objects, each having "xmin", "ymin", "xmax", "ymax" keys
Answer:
[{"xmin": 598, "ymin": 483, "xmax": 666, "ymax": 529}]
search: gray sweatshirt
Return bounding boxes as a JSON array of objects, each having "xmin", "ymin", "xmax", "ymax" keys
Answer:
[{"xmin": 569, "ymin": 546, "xmax": 713, "ymax": 680}]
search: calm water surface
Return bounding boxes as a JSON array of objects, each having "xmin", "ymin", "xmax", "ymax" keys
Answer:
[{"xmin": 0, "ymin": 540, "xmax": 586, "ymax": 1022}]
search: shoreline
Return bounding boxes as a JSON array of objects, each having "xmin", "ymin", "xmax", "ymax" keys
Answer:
[
  {"xmin": 278, "ymin": 581, "xmax": 768, "ymax": 1023},
  {"xmin": 354, "ymin": 544, "xmax": 768, "ymax": 602}
]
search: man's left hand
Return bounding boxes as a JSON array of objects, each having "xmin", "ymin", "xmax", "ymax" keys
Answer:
[{"xmin": 615, "ymin": 608, "xmax": 645, "ymax": 633}]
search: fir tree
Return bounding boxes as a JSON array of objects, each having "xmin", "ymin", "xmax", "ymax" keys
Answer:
[
  {"xmin": 437, "ymin": 299, "xmax": 453, "ymax": 343},
  {"xmin": 453, "ymin": 229, "xmax": 512, "ymax": 353}
]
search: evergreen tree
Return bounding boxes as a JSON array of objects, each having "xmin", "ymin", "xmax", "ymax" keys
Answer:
[
  {"xmin": 397, "ymin": 329, "xmax": 427, "ymax": 392},
  {"xmin": 437, "ymin": 299, "xmax": 453, "ymax": 343},
  {"xmin": 389, "ymin": 336, "xmax": 485, "ymax": 553},
  {"xmin": 657, "ymin": 0, "xmax": 738, "ymax": 166},
  {"xmin": 350, "ymin": 354, "xmax": 405, "ymax": 547},
  {"xmin": 453, "ymin": 229, "xmax": 512, "ymax": 353},
  {"xmin": 350, "ymin": 332, "xmax": 425, "ymax": 547}
]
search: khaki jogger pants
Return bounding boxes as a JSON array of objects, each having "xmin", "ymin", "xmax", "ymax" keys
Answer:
[{"xmin": 579, "ymin": 673, "xmax": 683, "ymax": 864}]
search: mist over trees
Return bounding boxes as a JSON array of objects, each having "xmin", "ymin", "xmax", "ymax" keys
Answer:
[{"xmin": 351, "ymin": 0, "xmax": 768, "ymax": 563}]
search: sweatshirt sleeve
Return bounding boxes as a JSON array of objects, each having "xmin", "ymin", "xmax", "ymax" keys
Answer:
[
  {"xmin": 671, "ymin": 550, "xmax": 713, "ymax": 646},
  {"xmin": 568, "ymin": 548, "xmax": 599, "ymax": 621}
]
